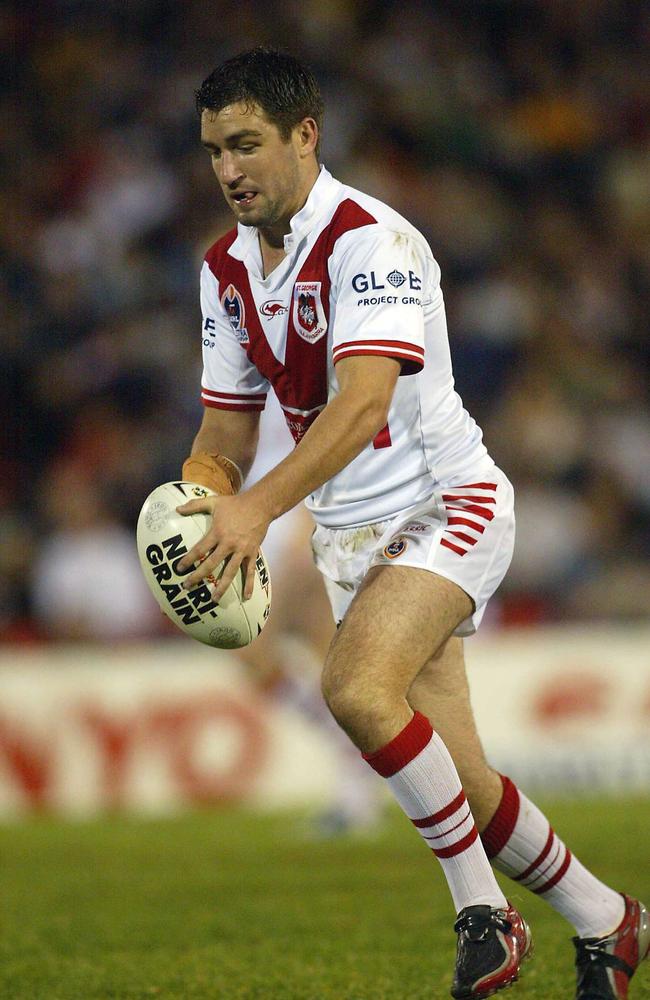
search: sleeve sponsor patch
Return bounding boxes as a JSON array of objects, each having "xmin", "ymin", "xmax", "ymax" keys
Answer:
[{"xmin": 351, "ymin": 269, "xmax": 422, "ymax": 307}]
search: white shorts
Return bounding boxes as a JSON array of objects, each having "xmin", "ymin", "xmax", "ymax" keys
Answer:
[{"xmin": 311, "ymin": 467, "xmax": 515, "ymax": 637}]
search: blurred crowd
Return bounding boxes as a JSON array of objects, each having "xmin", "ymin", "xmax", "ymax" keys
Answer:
[{"xmin": 2, "ymin": 0, "xmax": 649, "ymax": 644}]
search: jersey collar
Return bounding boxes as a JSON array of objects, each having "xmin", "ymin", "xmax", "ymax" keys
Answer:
[
  {"xmin": 228, "ymin": 165, "xmax": 340, "ymax": 265},
  {"xmin": 282, "ymin": 165, "xmax": 339, "ymax": 251}
]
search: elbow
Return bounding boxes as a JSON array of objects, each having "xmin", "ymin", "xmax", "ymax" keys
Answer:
[
  {"xmin": 335, "ymin": 356, "xmax": 400, "ymax": 442},
  {"xmin": 355, "ymin": 394, "xmax": 392, "ymax": 441}
]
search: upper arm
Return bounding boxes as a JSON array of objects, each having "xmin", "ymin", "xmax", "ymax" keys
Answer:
[
  {"xmin": 200, "ymin": 260, "xmax": 270, "ymax": 409},
  {"xmin": 330, "ymin": 225, "xmax": 434, "ymax": 374},
  {"xmin": 196, "ymin": 260, "xmax": 268, "ymax": 474},
  {"xmin": 335, "ymin": 354, "xmax": 400, "ymax": 421}
]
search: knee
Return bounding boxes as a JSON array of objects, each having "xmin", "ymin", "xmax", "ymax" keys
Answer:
[
  {"xmin": 321, "ymin": 661, "xmax": 363, "ymax": 728},
  {"xmin": 321, "ymin": 658, "xmax": 392, "ymax": 735}
]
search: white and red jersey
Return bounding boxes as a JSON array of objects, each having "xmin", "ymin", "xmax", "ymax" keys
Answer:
[{"xmin": 200, "ymin": 167, "xmax": 494, "ymax": 528}]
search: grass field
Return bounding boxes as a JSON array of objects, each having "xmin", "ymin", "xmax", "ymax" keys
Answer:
[{"xmin": 1, "ymin": 798, "xmax": 649, "ymax": 1000}]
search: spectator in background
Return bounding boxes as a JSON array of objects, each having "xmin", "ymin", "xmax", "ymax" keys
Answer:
[
  {"xmin": 31, "ymin": 462, "xmax": 161, "ymax": 641},
  {"xmin": 0, "ymin": 0, "xmax": 648, "ymax": 640}
]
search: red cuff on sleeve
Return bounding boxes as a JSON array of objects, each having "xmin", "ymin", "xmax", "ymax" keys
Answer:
[
  {"xmin": 332, "ymin": 339, "xmax": 424, "ymax": 374},
  {"xmin": 201, "ymin": 388, "xmax": 266, "ymax": 411}
]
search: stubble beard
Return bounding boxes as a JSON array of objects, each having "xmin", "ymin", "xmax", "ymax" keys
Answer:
[
  {"xmin": 235, "ymin": 195, "xmax": 279, "ymax": 230},
  {"xmin": 239, "ymin": 164, "xmax": 301, "ymax": 233}
]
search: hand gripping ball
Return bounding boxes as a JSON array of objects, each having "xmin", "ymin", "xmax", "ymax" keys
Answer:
[{"xmin": 136, "ymin": 481, "xmax": 271, "ymax": 648}]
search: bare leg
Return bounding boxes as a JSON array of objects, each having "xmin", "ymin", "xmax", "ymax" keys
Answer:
[
  {"xmin": 320, "ymin": 564, "xmax": 533, "ymax": 996},
  {"xmin": 322, "ymin": 564, "xmax": 472, "ymax": 753},
  {"xmin": 321, "ymin": 563, "xmax": 509, "ymax": 915},
  {"xmin": 408, "ymin": 637, "xmax": 629, "ymax": 943},
  {"xmin": 408, "ymin": 636, "xmax": 502, "ymax": 830}
]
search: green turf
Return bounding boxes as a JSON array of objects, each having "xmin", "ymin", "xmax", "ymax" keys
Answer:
[{"xmin": 1, "ymin": 799, "xmax": 649, "ymax": 999}]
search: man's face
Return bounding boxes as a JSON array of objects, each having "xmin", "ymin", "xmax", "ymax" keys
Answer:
[{"xmin": 201, "ymin": 102, "xmax": 313, "ymax": 232}]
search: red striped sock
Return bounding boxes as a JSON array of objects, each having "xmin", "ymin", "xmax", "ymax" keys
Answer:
[
  {"xmin": 364, "ymin": 713, "xmax": 507, "ymax": 913},
  {"xmin": 481, "ymin": 774, "xmax": 624, "ymax": 937}
]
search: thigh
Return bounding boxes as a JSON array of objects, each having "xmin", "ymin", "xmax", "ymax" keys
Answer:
[
  {"xmin": 408, "ymin": 636, "xmax": 502, "ymax": 828},
  {"xmin": 325, "ymin": 563, "xmax": 474, "ymax": 700},
  {"xmin": 311, "ymin": 520, "xmax": 389, "ymax": 626}
]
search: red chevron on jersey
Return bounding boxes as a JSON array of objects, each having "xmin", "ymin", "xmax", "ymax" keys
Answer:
[
  {"xmin": 204, "ymin": 198, "xmax": 376, "ymax": 443},
  {"xmin": 199, "ymin": 167, "xmax": 494, "ymax": 528}
]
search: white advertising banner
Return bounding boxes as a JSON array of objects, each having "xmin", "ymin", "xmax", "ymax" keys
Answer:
[
  {"xmin": 466, "ymin": 626, "xmax": 650, "ymax": 793},
  {"xmin": 0, "ymin": 628, "xmax": 648, "ymax": 815},
  {"xmin": 0, "ymin": 643, "xmax": 342, "ymax": 816}
]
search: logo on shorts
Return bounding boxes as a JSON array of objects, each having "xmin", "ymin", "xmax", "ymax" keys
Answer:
[
  {"xmin": 293, "ymin": 281, "xmax": 327, "ymax": 343},
  {"xmin": 403, "ymin": 521, "xmax": 430, "ymax": 534},
  {"xmin": 383, "ymin": 538, "xmax": 408, "ymax": 559},
  {"xmin": 221, "ymin": 283, "xmax": 249, "ymax": 344}
]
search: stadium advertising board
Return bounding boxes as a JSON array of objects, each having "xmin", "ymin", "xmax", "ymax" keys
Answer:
[{"xmin": 0, "ymin": 628, "xmax": 648, "ymax": 815}]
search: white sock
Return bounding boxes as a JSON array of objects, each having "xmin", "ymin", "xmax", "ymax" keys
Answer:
[
  {"xmin": 364, "ymin": 711, "xmax": 507, "ymax": 914},
  {"xmin": 481, "ymin": 774, "xmax": 625, "ymax": 937}
]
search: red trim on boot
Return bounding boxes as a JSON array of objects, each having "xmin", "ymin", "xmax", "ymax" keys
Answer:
[
  {"xmin": 480, "ymin": 773, "xmax": 520, "ymax": 859},
  {"xmin": 363, "ymin": 711, "xmax": 433, "ymax": 778}
]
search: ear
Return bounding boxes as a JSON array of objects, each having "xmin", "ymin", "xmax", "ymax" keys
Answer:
[{"xmin": 295, "ymin": 117, "xmax": 319, "ymax": 158}]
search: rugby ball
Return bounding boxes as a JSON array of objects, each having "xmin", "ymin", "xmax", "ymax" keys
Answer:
[{"xmin": 136, "ymin": 481, "xmax": 271, "ymax": 648}]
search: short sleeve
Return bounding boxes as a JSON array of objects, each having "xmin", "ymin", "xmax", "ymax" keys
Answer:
[
  {"xmin": 330, "ymin": 227, "xmax": 434, "ymax": 375},
  {"xmin": 200, "ymin": 260, "xmax": 270, "ymax": 411}
]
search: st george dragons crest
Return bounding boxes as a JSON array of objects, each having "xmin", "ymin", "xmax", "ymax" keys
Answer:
[{"xmin": 292, "ymin": 281, "xmax": 327, "ymax": 344}]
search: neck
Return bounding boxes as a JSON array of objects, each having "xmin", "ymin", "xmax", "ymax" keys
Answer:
[
  {"xmin": 258, "ymin": 236, "xmax": 287, "ymax": 279},
  {"xmin": 259, "ymin": 226, "xmax": 286, "ymax": 250}
]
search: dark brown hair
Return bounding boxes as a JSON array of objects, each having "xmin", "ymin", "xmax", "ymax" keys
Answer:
[{"xmin": 195, "ymin": 47, "xmax": 324, "ymax": 154}]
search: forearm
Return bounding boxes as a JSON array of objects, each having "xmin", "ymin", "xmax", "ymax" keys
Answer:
[
  {"xmin": 190, "ymin": 429, "xmax": 255, "ymax": 481},
  {"xmin": 188, "ymin": 410, "xmax": 260, "ymax": 481},
  {"xmin": 176, "ymin": 356, "xmax": 399, "ymax": 599},
  {"xmin": 245, "ymin": 388, "xmax": 388, "ymax": 520}
]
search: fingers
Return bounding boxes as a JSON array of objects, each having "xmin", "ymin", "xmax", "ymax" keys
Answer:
[
  {"xmin": 174, "ymin": 495, "xmax": 260, "ymax": 602},
  {"xmin": 175, "ymin": 498, "xmax": 218, "ymax": 574},
  {"xmin": 180, "ymin": 544, "xmax": 250, "ymax": 602},
  {"xmin": 176, "ymin": 498, "xmax": 215, "ymax": 515},
  {"xmin": 241, "ymin": 556, "xmax": 255, "ymax": 601},
  {"xmin": 211, "ymin": 553, "xmax": 244, "ymax": 603},
  {"xmin": 178, "ymin": 537, "xmax": 221, "ymax": 586},
  {"xmin": 176, "ymin": 533, "xmax": 217, "ymax": 576}
]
